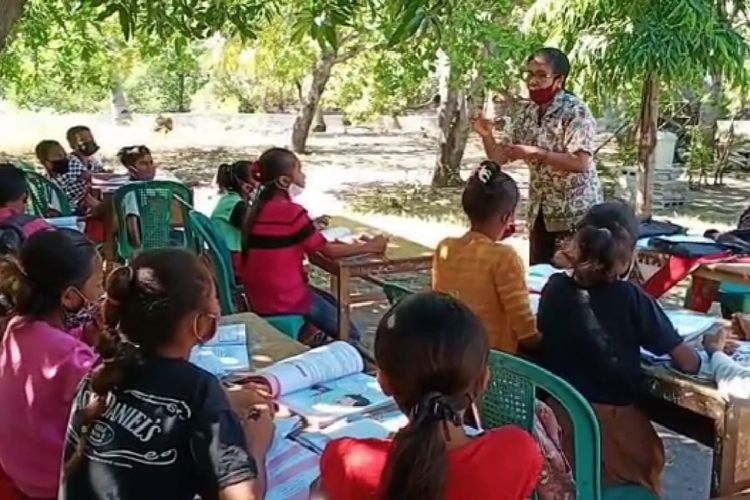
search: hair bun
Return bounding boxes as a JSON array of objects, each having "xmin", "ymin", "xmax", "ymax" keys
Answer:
[{"xmin": 475, "ymin": 161, "xmax": 501, "ymax": 185}]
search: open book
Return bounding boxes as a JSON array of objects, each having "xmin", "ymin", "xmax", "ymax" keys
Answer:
[
  {"xmin": 527, "ymin": 264, "xmax": 565, "ymax": 293},
  {"xmin": 189, "ymin": 324, "xmax": 250, "ymax": 378},
  {"xmin": 255, "ymin": 341, "xmax": 393, "ymax": 425}
]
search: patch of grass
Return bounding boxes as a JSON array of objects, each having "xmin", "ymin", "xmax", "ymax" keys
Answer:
[{"xmin": 331, "ymin": 181, "xmax": 468, "ymax": 224}]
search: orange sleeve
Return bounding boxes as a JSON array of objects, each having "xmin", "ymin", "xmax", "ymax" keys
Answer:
[{"xmin": 493, "ymin": 248, "xmax": 537, "ymax": 342}]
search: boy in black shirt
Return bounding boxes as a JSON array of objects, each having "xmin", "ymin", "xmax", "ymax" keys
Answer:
[{"xmin": 539, "ymin": 201, "xmax": 700, "ymax": 496}]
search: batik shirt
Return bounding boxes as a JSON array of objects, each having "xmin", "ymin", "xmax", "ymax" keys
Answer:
[
  {"xmin": 50, "ymin": 154, "xmax": 104, "ymax": 207},
  {"xmin": 512, "ymin": 91, "xmax": 602, "ymax": 232}
]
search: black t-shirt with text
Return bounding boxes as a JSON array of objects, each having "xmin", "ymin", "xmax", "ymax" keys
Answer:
[
  {"xmin": 60, "ymin": 356, "xmax": 256, "ymax": 500},
  {"xmin": 539, "ymin": 273, "xmax": 683, "ymax": 406}
]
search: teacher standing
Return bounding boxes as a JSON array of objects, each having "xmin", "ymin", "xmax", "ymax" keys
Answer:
[{"xmin": 474, "ymin": 47, "xmax": 602, "ymax": 265}]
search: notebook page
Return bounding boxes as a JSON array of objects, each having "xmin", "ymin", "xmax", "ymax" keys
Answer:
[{"xmin": 260, "ymin": 341, "xmax": 364, "ymax": 397}]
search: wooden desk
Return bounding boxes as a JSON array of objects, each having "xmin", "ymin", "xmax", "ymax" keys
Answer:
[
  {"xmin": 694, "ymin": 264, "xmax": 750, "ymax": 288},
  {"xmin": 309, "ymin": 216, "xmax": 433, "ymax": 341},
  {"xmin": 220, "ymin": 312, "xmax": 307, "ymax": 369},
  {"xmin": 642, "ymin": 364, "xmax": 750, "ymax": 497}
]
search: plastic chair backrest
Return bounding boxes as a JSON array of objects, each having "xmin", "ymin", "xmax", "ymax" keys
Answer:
[
  {"xmin": 187, "ymin": 210, "xmax": 240, "ymax": 315},
  {"xmin": 23, "ymin": 170, "xmax": 73, "ymax": 217},
  {"xmin": 382, "ymin": 282, "xmax": 414, "ymax": 306},
  {"xmin": 482, "ymin": 350, "xmax": 603, "ymax": 500},
  {"xmin": 113, "ymin": 181, "xmax": 193, "ymax": 259}
]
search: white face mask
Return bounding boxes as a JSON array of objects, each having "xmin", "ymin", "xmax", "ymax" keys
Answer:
[{"xmin": 288, "ymin": 183, "xmax": 305, "ymax": 199}]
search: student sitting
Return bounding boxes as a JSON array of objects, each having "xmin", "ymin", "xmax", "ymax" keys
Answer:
[
  {"xmin": 318, "ymin": 291, "xmax": 543, "ymax": 499},
  {"xmin": 539, "ymin": 201, "xmax": 701, "ymax": 495},
  {"xmin": 0, "ymin": 229, "xmax": 102, "ymax": 499},
  {"xmin": 60, "ymin": 248, "xmax": 273, "ymax": 500},
  {"xmin": 433, "ymin": 161, "xmax": 537, "ymax": 354},
  {"xmin": 0, "ymin": 164, "xmax": 52, "ymax": 250},
  {"xmin": 117, "ymin": 145, "xmax": 156, "ymax": 248},
  {"xmin": 35, "ymin": 139, "xmax": 83, "ymax": 215},
  {"xmin": 66, "ymin": 125, "xmax": 105, "ymax": 175},
  {"xmin": 211, "ymin": 160, "xmax": 257, "ymax": 270},
  {"xmin": 239, "ymin": 147, "xmax": 388, "ymax": 344}
]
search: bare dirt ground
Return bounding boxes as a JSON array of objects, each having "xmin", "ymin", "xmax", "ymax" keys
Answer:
[{"xmin": 2, "ymin": 111, "xmax": 747, "ymax": 499}]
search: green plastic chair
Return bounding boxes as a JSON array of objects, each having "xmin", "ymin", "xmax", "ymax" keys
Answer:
[
  {"xmin": 188, "ymin": 210, "xmax": 244, "ymax": 315},
  {"xmin": 482, "ymin": 350, "xmax": 658, "ymax": 500},
  {"xmin": 382, "ymin": 282, "xmax": 415, "ymax": 306},
  {"xmin": 113, "ymin": 181, "xmax": 193, "ymax": 259},
  {"xmin": 23, "ymin": 170, "xmax": 73, "ymax": 217}
]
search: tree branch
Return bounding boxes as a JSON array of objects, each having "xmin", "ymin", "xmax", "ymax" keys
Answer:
[{"xmin": 0, "ymin": 0, "xmax": 27, "ymax": 54}]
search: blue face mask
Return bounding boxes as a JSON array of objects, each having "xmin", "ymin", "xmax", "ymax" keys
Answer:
[{"xmin": 63, "ymin": 290, "xmax": 102, "ymax": 331}]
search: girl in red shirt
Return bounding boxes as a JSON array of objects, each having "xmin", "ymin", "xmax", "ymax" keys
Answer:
[
  {"xmin": 240, "ymin": 148, "xmax": 388, "ymax": 344},
  {"xmin": 318, "ymin": 292, "xmax": 543, "ymax": 500}
]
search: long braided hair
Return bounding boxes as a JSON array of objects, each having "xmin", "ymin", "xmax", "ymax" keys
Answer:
[{"xmin": 64, "ymin": 248, "xmax": 214, "ymax": 475}]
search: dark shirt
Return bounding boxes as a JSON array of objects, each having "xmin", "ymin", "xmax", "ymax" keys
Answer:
[
  {"xmin": 539, "ymin": 273, "xmax": 683, "ymax": 405},
  {"xmin": 60, "ymin": 357, "xmax": 256, "ymax": 500}
]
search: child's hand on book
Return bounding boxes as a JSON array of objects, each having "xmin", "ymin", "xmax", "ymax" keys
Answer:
[
  {"xmin": 245, "ymin": 405, "xmax": 275, "ymax": 456},
  {"xmin": 227, "ymin": 385, "xmax": 274, "ymax": 416},
  {"xmin": 362, "ymin": 235, "xmax": 389, "ymax": 254}
]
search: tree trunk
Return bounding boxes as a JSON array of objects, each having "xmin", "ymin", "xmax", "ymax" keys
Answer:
[
  {"xmin": 291, "ymin": 51, "xmax": 336, "ymax": 153},
  {"xmin": 431, "ymin": 50, "xmax": 483, "ymax": 188},
  {"xmin": 313, "ymin": 104, "xmax": 327, "ymax": 133},
  {"xmin": 432, "ymin": 87, "xmax": 472, "ymax": 187},
  {"xmin": 110, "ymin": 82, "xmax": 132, "ymax": 125},
  {"xmin": 637, "ymin": 73, "xmax": 660, "ymax": 215},
  {"xmin": 390, "ymin": 113, "xmax": 402, "ymax": 130},
  {"xmin": 0, "ymin": 0, "xmax": 27, "ymax": 54}
]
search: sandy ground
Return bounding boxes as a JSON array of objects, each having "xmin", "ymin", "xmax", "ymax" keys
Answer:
[{"xmin": 2, "ymin": 111, "xmax": 748, "ymax": 499}]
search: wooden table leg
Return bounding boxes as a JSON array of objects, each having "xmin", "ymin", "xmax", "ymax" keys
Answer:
[
  {"xmin": 715, "ymin": 401, "xmax": 750, "ymax": 498},
  {"xmin": 337, "ymin": 269, "xmax": 352, "ymax": 342},
  {"xmin": 712, "ymin": 404, "xmax": 729, "ymax": 498},
  {"xmin": 330, "ymin": 274, "xmax": 339, "ymax": 298}
]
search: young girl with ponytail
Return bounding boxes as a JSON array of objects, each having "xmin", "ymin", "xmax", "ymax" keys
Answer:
[
  {"xmin": 240, "ymin": 147, "xmax": 388, "ymax": 343},
  {"xmin": 211, "ymin": 160, "xmax": 257, "ymax": 270},
  {"xmin": 319, "ymin": 292, "xmax": 543, "ymax": 500},
  {"xmin": 433, "ymin": 160, "xmax": 538, "ymax": 355},
  {"xmin": 0, "ymin": 229, "xmax": 103, "ymax": 499},
  {"xmin": 540, "ymin": 201, "xmax": 701, "ymax": 494},
  {"xmin": 60, "ymin": 248, "xmax": 273, "ymax": 500}
]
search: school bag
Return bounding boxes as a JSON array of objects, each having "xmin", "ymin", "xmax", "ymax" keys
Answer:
[{"xmin": 0, "ymin": 214, "xmax": 39, "ymax": 256}]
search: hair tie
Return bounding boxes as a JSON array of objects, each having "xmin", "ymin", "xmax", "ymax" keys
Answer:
[
  {"xmin": 597, "ymin": 227, "xmax": 612, "ymax": 237},
  {"xmin": 410, "ymin": 392, "xmax": 462, "ymax": 427},
  {"xmin": 477, "ymin": 165, "xmax": 493, "ymax": 184}
]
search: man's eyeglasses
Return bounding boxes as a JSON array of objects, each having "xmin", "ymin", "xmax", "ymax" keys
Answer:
[{"xmin": 521, "ymin": 70, "xmax": 556, "ymax": 82}]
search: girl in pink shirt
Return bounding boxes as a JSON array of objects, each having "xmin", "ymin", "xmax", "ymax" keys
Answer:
[{"xmin": 0, "ymin": 229, "xmax": 103, "ymax": 499}]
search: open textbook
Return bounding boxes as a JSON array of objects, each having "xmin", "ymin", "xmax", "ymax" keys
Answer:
[
  {"xmin": 189, "ymin": 324, "xmax": 250, "ymax": 378},
  {"xmin": 256, "ymin": 341, "xmax": 393, "ymax": 425}
]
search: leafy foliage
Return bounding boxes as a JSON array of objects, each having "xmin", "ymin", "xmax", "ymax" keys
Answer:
[{"xmin": 528, "ymin": 0, "xmax": 750, "ymax": 102}]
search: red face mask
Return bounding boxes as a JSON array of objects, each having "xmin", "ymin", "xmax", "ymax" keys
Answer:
[
  {"xmin": 500, "ymin": 222, "xmax": 516, "ymax": 240},
  {"xmin": 528, "ymin": 84, "xmax": 559, "ymax": 105}
]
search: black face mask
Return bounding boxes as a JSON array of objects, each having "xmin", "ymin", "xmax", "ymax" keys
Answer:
[
  {"xmin": 78, "ymin": 141, "xmax": 100, "ymax": 157},
  {"xmin": 50, "ymin": 158, "xmax": 70, "ymax": 175}
]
